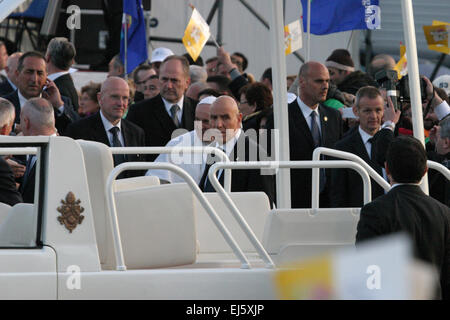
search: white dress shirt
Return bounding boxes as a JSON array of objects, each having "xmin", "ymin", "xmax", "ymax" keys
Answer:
[
  {"xmin": 297, "ymin": 97, "xmax": 322, "ymax": 134},
  {"xmin": 162, "ymin": 96, "xmax": 184, "ymax": 125},
  {"xmin": 100, "ymin": 110, "xmax": 125, "ymax": 146}
]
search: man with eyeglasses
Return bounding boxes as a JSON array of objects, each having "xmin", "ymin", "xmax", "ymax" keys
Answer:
[
  {"xmin": 127, "ymin": 55, "xmax": 198, "ymax": 161},
  {"xmin": 132, "ymin": 65, "xmax": 159, "ymax": 102}
]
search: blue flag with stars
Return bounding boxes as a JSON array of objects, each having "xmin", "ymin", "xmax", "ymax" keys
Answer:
[
  {"xmin": 120, "ymin": 0, "xmax": 148, "ymax": 75},
  {"xmin": 301, "ymin": 0, "xmax": 381, "ymax": 35}
]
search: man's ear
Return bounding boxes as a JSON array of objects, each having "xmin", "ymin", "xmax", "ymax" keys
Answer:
[{"xmin": 0, "ymin": 124, "xmax": 7, "ymax": 135}]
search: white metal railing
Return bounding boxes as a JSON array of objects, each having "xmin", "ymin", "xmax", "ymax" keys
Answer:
[
  {"xmin": 206, "ymin": 160, "xmax": 370, "ymax": 264},
  {"xmin": 110, "ymin": 146, "xmax": 232, "ymax": 191},
  {"xmin": 427, "ymin": 160, "xmax": 450, "ymax": 181},
  {"xmin": 312, "ymin": 147, "xmax": 391, "ymax": 209},
  {"xmin": 0, "ymin": 147, "xmax": 38, "ymax": 156},
  {"xmin": 105, "ymin": 162, "xmax": 260, "ymax": 271}
]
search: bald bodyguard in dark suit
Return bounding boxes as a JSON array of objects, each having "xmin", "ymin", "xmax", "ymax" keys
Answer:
[
  {"xmin": 265, "ymin": 61, "xmax": 343, "ymax": 208},
  {"xmin": 356, "ymin": 136, "xmax": 450, "ymax": 300},
  {"xmin": 126, "ymin": 56, "xmax": 197, "ymax": 161}
]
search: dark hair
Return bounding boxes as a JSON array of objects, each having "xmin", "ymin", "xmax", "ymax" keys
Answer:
[
  {"xmin": 162, "ymin": 55, "xmax": 190, "ymax": 77},
  {"xmin": 354, "ymin": 86, "xmax": 382, "ymax": 109},
  {"xmin": 17, "ymin": 51, "xmax": 45, "ymax": 72},
  {"xmin": 198, "ymin": 87, "xmax": 221, "ymax": 98},
  {"xmin": 261, "ymin": 67, "xmax": 272, "ymax": 84},
  {"xmin": 386, "ymin": 135, "xmax": 427, "ymax": 183},
  {"xmin": 183, "ymin": 53, "xmax": 204, "ymax": 66},
  {"xmin": 46, "ymin": 37, "xmax": 76, "ymax": 70},
  {"xmin": 232, "ymin": 52, "xmax": 248, "ymax": 71},
  {"xmin": 206, "ymin": 56, "xmax": 218, "ymax": 64},
  {"xmin": 132, "ymin": 64, "xmax": 153, "ymax": 83},
  {"xmin": 239, "ymin": 82, "xmax": 273, "ymax": 113},
  {"xmin": 338, "ymin": 71, "xmax": 379, "ymax": 95},
  {"xmin": 207, "ymin": 75, "xmax": 232, "ymax": 95},
  {"xmin": 81, "ymin": 82, "xmax": 101, "ymax": 103}
]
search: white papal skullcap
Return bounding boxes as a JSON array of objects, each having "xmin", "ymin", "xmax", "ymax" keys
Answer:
[{"xmin": 198, "ymin": 96, "xmax": 217, "ymax": 105}]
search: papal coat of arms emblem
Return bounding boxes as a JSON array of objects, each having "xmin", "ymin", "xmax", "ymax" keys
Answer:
[{"xmin": 57, "ymin": 192, "xmax": 85, "ymax": 233}]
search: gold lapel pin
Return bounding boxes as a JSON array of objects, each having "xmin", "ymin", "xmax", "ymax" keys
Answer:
[{"xmin": 324, "ymin": 116, "xmax": 328, "ymax": 122}]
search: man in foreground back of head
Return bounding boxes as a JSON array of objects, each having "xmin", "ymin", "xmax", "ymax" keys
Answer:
[{"xmin": 356, "ymin": 135, "xmax": 450, "ymax": 299}]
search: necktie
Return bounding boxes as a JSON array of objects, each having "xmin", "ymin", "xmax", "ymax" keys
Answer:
[
  {"xmin": 368, "ymin": 137, "xmax": 375, "ymax": 160},
  {"xmin": 310, "ymin": 111, "xmax": 321, "ymax": 148},
  {"xmin": 170, "ymin": 104, "xmax": 180, "ymax": 127},
  {"xmin": 109, "ymin": 127, "xmax": 126, "ymax": 166},
  {"xmin": 310, "ymin": 111, "xmax": 325, "ymax": 191},
  {"xmin": 202, "ymin": 151, "xmax": 223, "ymax": 192},
  {"xmin": 22, "ymin": 155, "xmax": 36, "ymax": 187}
]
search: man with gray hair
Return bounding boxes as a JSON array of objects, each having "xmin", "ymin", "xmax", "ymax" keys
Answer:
[
  {"xmin": 0, "ymin": 98, "xmax": 26, "ymax": 179},
  {"xmin": 0, "ymin": 98, "xmax": 15, "ymax": 135},
  {"xmin": 45, "ymin": 37, "xmax": 79, "ymax": 112},
  {"xmin": 189, "ymin": 65, "xmax": 207, "ymax": 83},
  {"xmin": 19, "ymin": 98, "xmax": 57, "ymax": 203},
  {"xmin": 0, "ymin": 52, "xmax": 22, "ymax": 96}
]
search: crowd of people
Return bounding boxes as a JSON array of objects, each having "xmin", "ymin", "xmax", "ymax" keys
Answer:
[{"xmin": 0, "ymin": 36, "xmax": 449, "ymax": 298}]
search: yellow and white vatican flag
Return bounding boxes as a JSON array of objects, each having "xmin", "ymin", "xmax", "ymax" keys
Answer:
[
  {"xmin": 394, "ymin": 44, "xmax": 407, "ymax": 79},
  {"xmin": 423, "ymin": 20, "xmax": 449, "ymax": 55},
  {"xmin": 284, "ymin": 20, "xmax": 303, "ymax": 56},
  {"xmin": 182, "ymin": 7, "xmax": 211, "ymax": 62}
]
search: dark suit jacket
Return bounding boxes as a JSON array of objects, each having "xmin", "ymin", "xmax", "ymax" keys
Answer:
[
  {"xmin": 126, "ymin": 94, "xmax": 197, "ymax": 161},
  {"xmin": 64, "ymin": 111, "xmax": 146, "ymax": 177},
  {"xmin": 0, "ymin": 77, "xmax": 15, "ymax": 96},
  {"xmin": 198, "ymin": 133, "xmax": 276, "ymax": 206},
  {"xmin": 356, "ymin": 185, "xmax": 450, "ymax": 299},
  {"xmin": 18, "ymin": 157, "xmax": 36, "ymax": 204},
  {"xmin": 265, "ymin": 99, "xmax": 343, "ymax": 208},
  {"xmin": 3, "ymin": 90, "xmax": 80, "ymax": 135},
  {"xmin": 330, "ymin": 128, "xmax": 385, "ymax": 207},
  {"xmin": 0, "ymin": 157, "xmax": 23, "ymax": 206},
  {"xmin": 53, "ymin": 73, "xmax": 80, "ymax": 112},
  {"xmin": 372, "ymin": 128, "xmax": 450, "ymax": 206}
]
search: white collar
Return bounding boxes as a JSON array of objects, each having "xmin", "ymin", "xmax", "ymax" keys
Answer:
[
  {"xmin": 358, "ymin": 126, "xmax": 374, "ymax": 144},
  {"xmin": 47, "ymin": 71, "xmax": 70, "ymax": 81},
  {"xmin": 162, "ymin": 96, "xmax": 184, "ymax": 116},
  {"xmin": 213, "ymin": 128, "xmax": 242, "ymax": 157},
  {"xmin": 100, "ymin": 110, "xmax": 121, "ymax": 132},
  {"xmin": 391, "ymin": 182, "xmax": 421, "ymax": 189},
  {"xmin": 297, "ymin": 96, "xmax": 319, "ymax": 120},
  {"xmin": 17, "ymin": 90, "xmax": 41, "ymax": 107}
]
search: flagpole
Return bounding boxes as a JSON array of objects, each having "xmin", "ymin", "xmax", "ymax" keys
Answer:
[
  {"xmin": 122, "ymin": 13, "xmax": 128, "ymax": 79},
  {"xmin": 400, "ymin": 0, "xmax": 428, "ymax": 194},
  {"xmin": 346, "ymin": 30, "xmax": 354, "ymax": 50},
  {"xmin": 307, "ymin": 0, "xmax": 311, "ymax": 61}
]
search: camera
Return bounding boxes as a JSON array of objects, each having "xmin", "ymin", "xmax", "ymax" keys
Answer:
[{"xmin": 374, "ymin": 69, "xmax": 427, "ymax": 111}]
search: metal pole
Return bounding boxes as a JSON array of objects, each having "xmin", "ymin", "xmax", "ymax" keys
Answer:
[
  {"xmin": 216, "ymin": 0, "xmax": 223, "ymax": 46},
  {"xmin": 430, "ymin": 53, "xmax": 446, "ymax": 82},
  {"xmin": 400, "ymin": 0, "xmax": 428, "ymax": 194},
  {"xmin": 122, "ymin": 13, "xmax": 128, "ymax": 79},
  {"xmin": 307, "ymin": 0, "xmax": 311, "ymax": 62},
  {"xmin": 206, "ymin": 0, "xmax": 220, "ymax": 24},
  {"xmin": 269, "ymin": 0, "xmax": 291, "ymax": 208}
]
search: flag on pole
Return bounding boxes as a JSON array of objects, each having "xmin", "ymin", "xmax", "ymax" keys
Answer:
[
  {"xmin": 182, "ymin": 8, "xmax": 211, "ymax": 62},
  {"xmin": 423, "ymin": 20, "xmax": 450, "ymax": 55},
  {"xmin": 394, "ymin": 44, "xmax": 407, "ymax": 79},
  {"xmin": 301, "ymin": 0, "xmax": 381, "ymax": 35},
  {"xmin": 285, "ymin": 20, "xmax": 303, "ymax": 56},
  {"xmin": 120, "ymin": 0, "xmax": 148, "ymax": 75}
]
